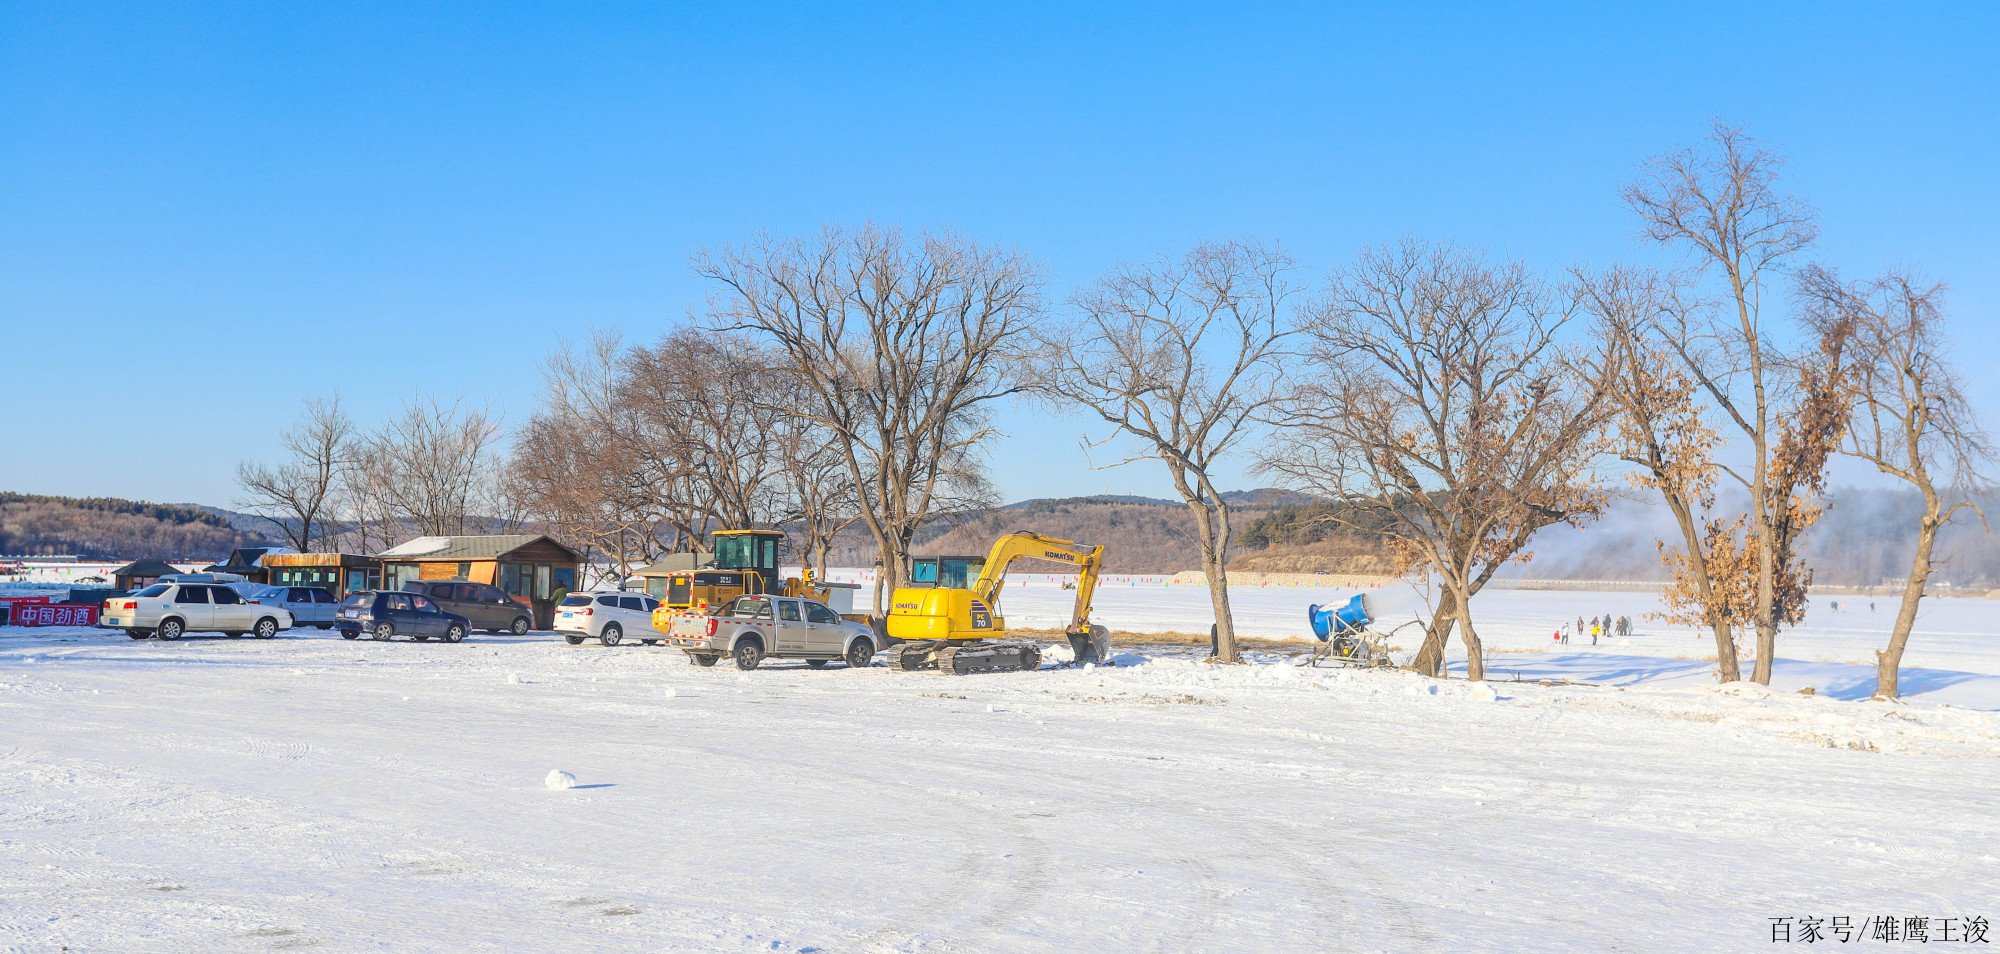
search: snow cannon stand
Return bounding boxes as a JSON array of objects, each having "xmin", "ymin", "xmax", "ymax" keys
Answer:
[{"xmin": 1305, "ymin": 594, "xmax": 1392, "ymax": 669}]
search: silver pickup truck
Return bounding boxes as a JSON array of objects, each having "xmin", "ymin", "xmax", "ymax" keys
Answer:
[{"xmin": 665, "ymin": 594, "xmax": 877, "ymax": 671}]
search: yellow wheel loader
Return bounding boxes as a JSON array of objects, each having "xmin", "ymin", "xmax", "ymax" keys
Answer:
[
  {"xmin": 885, "ymin": 531, "xmax": 1109, "ymax": 675},
  {"xmin": 649, "ymin": 530, "xmax": 862, "ymax": 636}
]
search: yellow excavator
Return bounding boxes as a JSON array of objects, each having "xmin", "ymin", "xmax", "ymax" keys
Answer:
[{"xmin": 885, "ymin": 531, "xmax": 1110, "ymax": 675}]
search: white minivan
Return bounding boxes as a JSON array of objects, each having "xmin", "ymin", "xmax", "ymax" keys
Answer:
[
  {"xmin": 555, "ymin": 591, "xmax": 663, "ymax": 646},
  {"xmin": 101, "ymin": 583, "xmax": 296, "ymax": 641}
]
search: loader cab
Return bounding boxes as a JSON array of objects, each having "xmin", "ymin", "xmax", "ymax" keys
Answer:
[
  {"xmin": 909, "ymin": 555, "xmax": 987, "ymax": 591},
  {"xmin": 711, "ymin": 530, "xmax": 783, "ymax": 595}
]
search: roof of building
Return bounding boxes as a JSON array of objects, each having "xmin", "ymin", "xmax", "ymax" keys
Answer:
[
  {"xmin": 376, "ymin": 534, "xmax": 578, "ymax": 562},
  {"xmin": 111, "ymin": 558, "xmax": 181, "ymax": 577},
  {"xmin": 634, "ymin": 553, "xmax": 702, "ymax": 576}
]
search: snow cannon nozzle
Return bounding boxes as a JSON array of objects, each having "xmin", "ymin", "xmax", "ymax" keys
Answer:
[{"xmin": 1306, "ymin": 594, "xmax": 1373, "ymax": 642}]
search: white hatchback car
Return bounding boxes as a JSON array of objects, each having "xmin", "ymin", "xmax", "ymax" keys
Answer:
[
  {"xmin": 101, "ymin": 582, "xmax": 296, "ymax": 641},
  {"xmin": 555, "ymin": 591, "xmax": 663, "ymax": 646}
]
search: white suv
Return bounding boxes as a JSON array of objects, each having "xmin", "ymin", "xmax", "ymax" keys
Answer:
[
  {"xmin": 101, "ymin": 583, "xmax": 296, "ymax": 641},
  {"xmin": 555, "ymin": 591, "xmax": 663, "ymax": 646}
]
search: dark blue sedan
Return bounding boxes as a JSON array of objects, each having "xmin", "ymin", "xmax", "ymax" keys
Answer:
[{"xmin": 335, "ymin": 590, "xmax": 472, "ymax": 642}]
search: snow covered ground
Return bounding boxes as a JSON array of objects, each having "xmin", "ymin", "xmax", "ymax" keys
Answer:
[{"xmin": 4, "ymin": 596, "xmax": 1997, "ymax": 952}]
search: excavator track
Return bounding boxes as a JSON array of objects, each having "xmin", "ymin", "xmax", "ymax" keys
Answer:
[
  {"xmin": 889, "ymin": 641, "xmax": 940, "ymax": 671},
  {"xmin": 935, "ymin": 640, "xmax": 1041, "ymax": 676}
]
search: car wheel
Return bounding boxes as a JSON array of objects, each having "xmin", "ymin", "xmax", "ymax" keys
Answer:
[
  {"xmin": 845, "ymin": 638, "xmax": 875, "ymax": 669},
  {"xmin": 373, "ymin": 623, "xmax": 394, "ymax": 641},
  {"xmin": 157, "ymin": 619, "xmax": 184, "ymax": 641},
  {"xmin": 563, "ymin": 633, "xmax": 584, "ymax": 645},
  {"xmin": 444, "ymin": 624, "xmax": 465, "ymax": 643},
  {"xmin": 599, "ymin": 623, "xmax": 622, "ymax": 647},
  {"xmin": 643, "ymin": 639, "xmax": 658, "ymax": 646},
  {"xmin": 690, "ymin": 653, "xmax": 717, "ymax": 667},
  {"xmin": 413, "ymin": 633, "xmax": 431, "ymax": 641},
  {"xmin": 254, "ymin": 617, "xmax": 278, "ymax": 639},
  {"xmin": 732, "ymin": 639, "xmax": 763, "ymax": 671},
  {"xmin": 806, "ymin": 658, "xmax": 828, "ymax": 668},
  {"xmin": 127, "ymin": 629, "xmax": 149, "ymax": 640},
  {"xmin": 340, "ymin": 629, "xmax": 359, "ymax": 640},
  {"xmin": 510, "ymin": 617, "xmax": 530, "ymax": 636},
  {"xmin": 225, "ymin": 631, "xmax": 243, "ymax": 639}
]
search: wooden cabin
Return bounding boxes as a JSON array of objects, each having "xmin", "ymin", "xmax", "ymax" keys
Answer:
[
  {"xmin": 110, "ymin": 558, "xmax": 179, "ymax": 591},
  {"xmin": 376, "ymin": 535, "xmax": 581, "ymax": 627},
  {"xmin": 260, "ymin": 553, "xmax": 380, "ymax": 597}
]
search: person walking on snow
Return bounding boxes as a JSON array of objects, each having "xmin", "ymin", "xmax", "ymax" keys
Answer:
[{"xmin": 1591, "ymin": 620, "xmax": 1600, "ymax": 645}]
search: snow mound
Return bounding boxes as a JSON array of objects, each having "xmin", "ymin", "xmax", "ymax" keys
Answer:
[
  {"xmin": 545, "ymin": 770, "xmax": 576, "ymax": 790},
  {"xmin": 662, "ymin": 686, "xmax": 677, "ymax": 699}
]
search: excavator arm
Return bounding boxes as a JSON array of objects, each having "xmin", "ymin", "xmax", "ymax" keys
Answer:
[{"xmin": 969, "ymin": 532, "xmax": 1104, "ymax": 636}]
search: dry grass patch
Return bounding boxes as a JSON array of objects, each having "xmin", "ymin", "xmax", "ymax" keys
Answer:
[{"xmin": 1008, "ymin": 627, "xmax": 1316, "ymax": 652}]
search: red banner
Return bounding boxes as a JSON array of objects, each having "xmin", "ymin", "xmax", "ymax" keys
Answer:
[{"xmin": 8, "ymin": 603, "xmax": 98, "ymax": 626}]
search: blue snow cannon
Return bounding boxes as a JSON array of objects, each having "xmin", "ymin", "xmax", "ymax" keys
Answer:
[{"xmin": 1307, "ymin": 593, "xmax": 1374, "ymax": 642}]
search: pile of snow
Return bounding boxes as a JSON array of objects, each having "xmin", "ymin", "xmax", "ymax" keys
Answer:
[{"xmin": 544, "ymin": 770, "xmax": 576, "ymax": 790}]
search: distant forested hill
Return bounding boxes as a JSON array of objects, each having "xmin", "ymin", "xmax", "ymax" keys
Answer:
[{"xmin": 0, "ymin": 492, "xmax": 276, "ymax": 561}]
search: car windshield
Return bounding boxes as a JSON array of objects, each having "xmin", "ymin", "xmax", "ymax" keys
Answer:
[{"xmin": 135, "ymin": 584, "xmax": 171, "ymax": 598}]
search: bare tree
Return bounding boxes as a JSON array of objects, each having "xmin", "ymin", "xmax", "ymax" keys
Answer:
[
  {"xmin": 235, "ymin": 396, "xmax": 353, "ymax": 552},
  {"xmin": 696, "ymin": 224, "xmax": 1039, "ymax": 609},
  {"xmin": 774, "ymin": 393, "xmax": 861, "ymax": 580},
  {"xmin": 359, "ymin": 396, "xmax": 504, "ymax": 538},
  {"xmin": 623, "ymin": 328, "xmax": 791, "ymax": 532},
  {"xmin": 508, "ymin": 330, "xmax": 677, "ymax": 581},
  {"xmin": 1261, "ymin": 240, "xmax": 1608, "ymax": 680},
  {"xmin": 1798, "ymin": 266, "xmax": 1991, "ymax": 699},
  {"xmin": 1574, "ymin": 267, "xmax": 1742, "ymax": 680},
  {"xmin": 1623, "ymin": 121, "xmax": 1833, "ymax": 685},
  {"xmin": 1034, "ymin": 240, "xmax": 1299, "ymax": 663}
]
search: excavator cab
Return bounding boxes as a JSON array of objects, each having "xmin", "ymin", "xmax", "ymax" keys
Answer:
[{"xmin": 909, "ymin": 556, "xmax": 986, "ymax": 590}]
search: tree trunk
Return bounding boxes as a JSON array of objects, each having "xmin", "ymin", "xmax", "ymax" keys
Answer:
[
  {"xmin": 1751, "ymin": 617, "xmax": 1777, "ymax": 685},
  {"xmin": 1660, "ymin": 491, "xmax": 1740, "ymax": 682},
  {"xmin": 1453, "ymin": 585, "xmax": 1485, "ymax": 681},
  {"xmin": 1407, "ymin": 588, "xmax": 1458, "ymax": 678},
  {"xmin": 1205, "ymin": 548, "xmax": 1239, "ymax": 663},
  {"xmin": 1877, "ymin": 512, "xmax": 1940, "ymax": 700},
  {"xmin": 1186, "ymin": 501, "xmax": 1240, "ymax": 663}
]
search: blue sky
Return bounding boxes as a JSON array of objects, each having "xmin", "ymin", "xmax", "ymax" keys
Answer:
[{"xmin": 2, "ymin": 2, "xmax": 1995, "ymax": 508}]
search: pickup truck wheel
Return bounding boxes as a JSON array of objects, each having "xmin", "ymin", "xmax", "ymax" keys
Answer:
[
  {"xmin": 690, "ymin": 653, "xmax": 717, "ymax": 667},
  {"xmin": 806, "ymin": 658, "xmax": 828, "ymax": 668},
  {"xmin": 510, "ymin": 617, "xmax": 531, "ymax": 636},
  {"xmin": 563, "ymin": 633, "xmax": 584, "ymax": 645},
  {"xmin": 599, "ymin": 624, "xmax": 622, "ymax": 647},
  {"xmin": 372, "ymin": 622, "xmax": 394, "ymax": 641},
  {"xmin": 157, "ymin": 619, "xmax": 184, "ymax": 641},
  {"xmin": 254, "ymin": 617, "xmax": 279, "ymax": 639},
  {"xmin": 845, "ymin": 638, "xmax": 875, "ymax": 669},
  {"xmin": 127, "ymin": 629, "xmax": 150, "ymax": 640},
  {"xmin": 732, "ymin": 639, "xmax": 763, "ymax": 671},
  {"xmin": 443, "ymin": 624, "xmax": 465, "ymax": 643}
]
